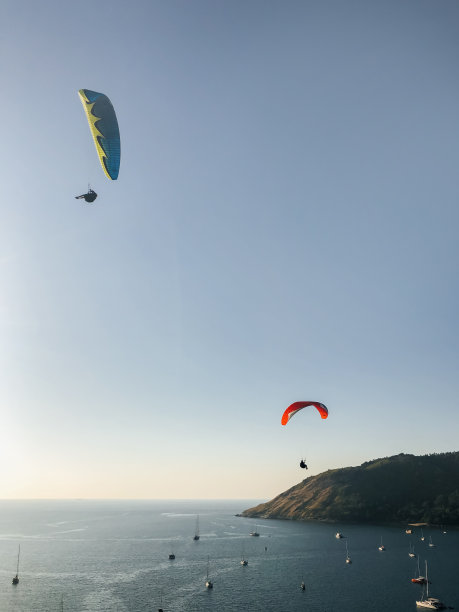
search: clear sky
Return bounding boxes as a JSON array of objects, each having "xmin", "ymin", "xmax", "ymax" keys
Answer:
[{"xmin": 1, "ymin": 0, "xmax": 458, "ymax": 499}]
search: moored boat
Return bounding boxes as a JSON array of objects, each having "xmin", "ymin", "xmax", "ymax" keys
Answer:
[
  {"xmin": 205, "ymin": 556, "xmax": 213, "ymax": 589},
  {"xmin": 345, "ymin": 540, "xmax": 352, "ymax": 564},
  {"xmin": 412, "ymin": 557, "xmax": 427, "ymax": 584},
  {"xmin": 193, "ymin": 515, "xmax": 200, "ymax": 541},
  {"xmin": 416, "ymin": 561, "xmax": 445, "ymax": 609},
  {"xmin": 158, "ymin": 588, "xmax": 164, "ymax": 612},
  {"xmin": 12, "ymin": 545, "xmax": 20, "ymax": 585}
]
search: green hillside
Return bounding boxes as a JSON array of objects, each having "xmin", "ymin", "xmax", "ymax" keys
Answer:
[{"xmin": 242, "ymin": 452, "xmax": 459, "ymax": 524}]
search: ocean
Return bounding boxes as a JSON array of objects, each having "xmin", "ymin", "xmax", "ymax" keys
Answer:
[{"xmin": 0, "ymin": 499, "xmax": 458, "ymax": 611}]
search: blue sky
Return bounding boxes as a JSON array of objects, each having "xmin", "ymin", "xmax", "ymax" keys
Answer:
[{"xmin": 1, "ymin": 0, "xmax": 458, "ymax": 499}]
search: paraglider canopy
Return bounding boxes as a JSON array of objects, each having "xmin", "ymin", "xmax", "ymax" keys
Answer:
[
  {"xmin": 281, "ymin": 401, "xmax": 328, "ymax": 426},
  {"xmin": 78, "ymin": 89, "xmax": 120, "ymax": 180}
]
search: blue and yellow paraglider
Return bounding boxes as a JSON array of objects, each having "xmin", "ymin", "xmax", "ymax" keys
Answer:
[
  {"xmin": 78, "ymin": 89, "xmax": 120, "ymax": 180},
  {"xmin": 76, "ymin": 89, "xmax": 120, "ymax": 202},
  {"xmin": 78, "ymin": 89, "xmax": 121, "ymax": 181}
]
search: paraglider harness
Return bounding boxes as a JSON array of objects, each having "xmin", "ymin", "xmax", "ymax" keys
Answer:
[
  {"xmin": 75, "ymin": 188, "xmax": 97, "ymax": 203},
  {"xmin": 299, "ymin": 459, "xmax": 308, "ymax": 469}
]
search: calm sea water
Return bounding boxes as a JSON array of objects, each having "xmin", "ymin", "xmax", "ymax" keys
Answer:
[{"xmin": 0, "ymin": 500, "xmax": 458, "ymax": 611}]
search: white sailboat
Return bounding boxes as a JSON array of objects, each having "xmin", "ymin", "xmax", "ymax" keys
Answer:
[
  {"xmin": 420, "ymin": 529, "xmax": 425, "ymax": 542},
  {"xmin": 345, "ymin": 540, "xmax": 352, "ymax": 564},
  {"xmin": 412, "ymin": 556, "xmax": 427, "ymax": 584},
  {"xmin": 428, "ymin": 536, "xmax": 436, "ymax": 548},
  {"xmin": 378, "ymin": 536, "xmax": 385, "ymax": 551},
  {"xmin": 240, "ymin": 544, "xmax": 248, "ymax": 566},
  {"xmin": 409, "ymin": 543, "xmax": 416, "ymax": 558},
  {"xmin": 205, "ymin": 556, "xmax": 213, "ymax": 589},
  {"xmin": 12, "ymin": 545, "xmax": 20, "ymax": 585},
  {"xmin": 416, "ymin": 561, "xmax": 445, "ymax": 609}
]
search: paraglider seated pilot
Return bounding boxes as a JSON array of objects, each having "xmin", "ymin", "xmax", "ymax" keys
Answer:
[
  {"xmin": 75, "ymin": 189, "xmax": 97, "ymax": 203},
  {"xmin": 300, "ymin": 460, "xmax": 308, "ymax": 469}
]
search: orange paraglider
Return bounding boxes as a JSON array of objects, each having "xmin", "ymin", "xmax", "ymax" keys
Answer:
[
  {"xmin": 281, "ymin": 401, "xmax": 328, "ymax": 425},
  {"xmin": 281, "ymin": 402, "xmax": 328, "ymax": 469}
]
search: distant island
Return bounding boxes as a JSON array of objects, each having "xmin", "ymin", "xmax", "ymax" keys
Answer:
[{"xmin": 241, "ymin": 452, "xmax": 459, "ymax": 525}]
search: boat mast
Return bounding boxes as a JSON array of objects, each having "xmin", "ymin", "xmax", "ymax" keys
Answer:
[{"xmin": 425, "ymin": 561, "xmax": 429, "ymax": 599}]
